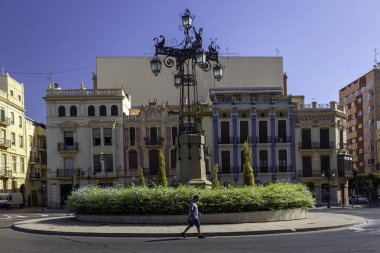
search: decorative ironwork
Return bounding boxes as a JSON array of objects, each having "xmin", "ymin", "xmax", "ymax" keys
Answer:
[{"xmin": 151, "ymin": 9, "xmax": 223, "ymax": 135}]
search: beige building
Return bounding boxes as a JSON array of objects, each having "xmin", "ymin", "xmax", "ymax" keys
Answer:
[
  {"xmin": 44, "ymin": 82, "xmax": 130, "ymax": 208},
  {"xmin": 294, "ymin": 97, "xmax": 352, "ymax": 206},
  {"xmin": 96, "ymin": 57, "xmax": 285, "ymax": 105}
]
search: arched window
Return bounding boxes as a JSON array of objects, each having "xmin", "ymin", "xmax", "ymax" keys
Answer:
[
  {"xmin": 58, "ymin": 106, "xmax": 66, "ymax": 117},
  {"xmin": 88, "ymin": 105, "xmax": 95, "ymax": 116},
  {"xmin": 99, "ymin": 105, "xmax": 107, "ymax": 116},
  {"xmin": 70, "ymin": 106, "xmax": 77, "ymax": 117},
  {"xmin": 171, "ymin": 149, "xmax": 176, "ymax": 168},
  {"xmin": 128, "ymin": 150, "xmax": 138, "ymax": 169},
  {"xmin": 111, "ymin": 105, "xmax": 118, "ymax": 116}
]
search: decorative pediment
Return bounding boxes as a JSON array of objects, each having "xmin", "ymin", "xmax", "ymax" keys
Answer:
[
  {"xmin": 146, "ymin": 109, "xmax": 161, "ymax": 120},
  {"xmin": 57, "ymin": 121, "xmax": 78, "ymax": 129}
]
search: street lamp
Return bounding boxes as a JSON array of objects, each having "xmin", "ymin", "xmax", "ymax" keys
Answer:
[
  {"xmin": 321, "ymin": 169, "xmax": 336, "ymax": 208},
  {"xmin": 151, "ymin": 8, "xmax": 223, "ymax": 186}
]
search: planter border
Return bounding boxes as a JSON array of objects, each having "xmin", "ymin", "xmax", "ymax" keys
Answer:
[{"xmin": 76, "ymin": 208, "xmax": 307, "ymax": 224}]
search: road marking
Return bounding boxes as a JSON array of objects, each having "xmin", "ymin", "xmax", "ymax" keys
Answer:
[
  {"xmin": 35, "ymin": 214, "xmax": 49, "ymax": 217},
  {"xmin": 15, "ymin": 215, "xmax": 27, "ymax": 218}
]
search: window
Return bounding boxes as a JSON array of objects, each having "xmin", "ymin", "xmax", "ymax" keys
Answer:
[
  {"xmin": 359, "ymin": 149, "xmax": 363, "ymax": 154},
  {"xmin": 12, "ymin": 156, "xmax": 16, "ymax": 172},
  {"xmin": 351, "ymin": 126, "xmax": 356, "ymax": 131},
  {"xmin": 368, "ymin": 146, "xmax": 374, "ymax": 152},
  {"xmin": 351, "ymin": 114, "xmax": 356, "ymax": 120},
  {"xmin": 368, "ymin": 159, "xmax": 375, "ymax": 165},
  {"xmin": 19, "ymin": 116, "xmax": 22, "ymax": 128},
  {"xmin": 99, "ymin": 105, "xmax": 107, "ymax": 116},
  {"xmin": 277, "ymin": 120, "xmax": 287, "ymax": 142},
  {"xmin": 103, "ymin": 128, "xmax": 112, "ymax": 146},
  {"xmin": 351, "ymin": 138, "xmax": 356, "ymax": 144},
  {"xmin": 58, "ymin": 106, "xmax": 66, "ymax": 117},
  {"xmin": 171, "ymin": 127, "xmax": 177, "ymax": 145},
  {"xmin": 20, "ymin": 157, "xmax": 24, "ymax": 173},
  {"xmin": 259, "ymin": 121, "xmax": 268, "ymax": 143},
  {"xmin": 301, "ymin": 129, "xmax": 312, "ymax": 148},
  {"xmin": 357, "ymin": 98, "xmax": 362, "ymax": 104},
  {"xmin": 239, "ymin": 120, "xmax": 249, "ymax": 143},
  {"xmin": 358, "ymin": 123, "xmax": 362, "ymax": 128},
  {"xmin": 279, "ymin": 150, "xmax": 287, "ymax": 172},
  {"xmin": 220, "ymin": 121, "xmax": 230, "ymax": 144},
  {"xmin": 70, "ymin": 106, "xmax": 77, "ymax": 117},
  {"xmin": 221, "ymin": 151, "xmax": 230, "ymax": 173},
  {"xmin": 259, "ymin": 150, "xmax": 268, "ymax": 173},
  {"xmin": 0, "ymin": 108, "xmax": 5, "ymax": 122},
  {"xmin": 10, "ymin": 112, "xmax": 14, "ymax": 125},
  {"xmin": 130, "ymin": 127, "xmax": 136, "ymax": 146},
  {"xmin": 10, "ymin": 90, "xmax": 13, "ymax": 96},
  {"xmin": 320, "ymin": 128, "xmax": 330, "ymax": 148},
  {"xmin": 29, "ymin": 135, "xmax": 33, "ymax": 147},
  {"xmin": 358, "ymin": 110, "xmax": 362, "ymax": 116},
  {"xmin": 18, "ymin": 95, "xmax": 21, "ymax": 101},
  {"xmin": 11, "ymin": 133, "xmax": 15, "ymax": 145},
  {"xmin": 19, "ymin": 135, "xmax": 23, "ymax": 147},
  {"xmin": 103, "ymin": 154, "xmax": 113, "ymax": 172},
  {"xmin": 302, "ymin": 156, "xmax": 312, "ymax": 177},
  {"xmin": 320, "ymin": 156, "xmax": 330, "ymax": 176},
  {"xmin": 64, "ymin": 131, "xmax": 74, "ymax": 147},
  {"xmin": 111, "ymin": 105, "xmax": 118, "ymax": 116},
  {"xmin": 88, "ymin": 105, "xmax": 95, "ymax": 116},
  {"xmin": 171, "ymin": 149, "xmax": 177, "ymax": 168},
  {"xmin": 92, "ymin": 128, "xmax": 101, "ymax": 146},
  {"xmin": 128, "ymin": 150, "xmax": 138, "ymax": 169},
  {"xmin": 93, "ymin": 155, "xmax": 101, "ymax": 173},
  {"xmin": 358, "ymin": 136, "xmax": 362, "ymax": 141}
]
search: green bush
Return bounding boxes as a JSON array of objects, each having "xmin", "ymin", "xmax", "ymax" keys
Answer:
[{"xmin": 68, "ymin": 182, "xmax": 315, "ymax": 215}]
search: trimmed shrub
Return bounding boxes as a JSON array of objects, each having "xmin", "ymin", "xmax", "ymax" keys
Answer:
[
  {"xmin": 157, "ymin": 149, "xmax": 168, "ymax": 188},
  {"xmin": 68, "ymin": 182, "xmax": 315, "ymax": 215},
  {"xmin": 211, "ymin": 163, "xmax": 220, "ymax": 188},
  {"xmin": 138, "ymin": 168, "xmax": 146, "ymax": 188},
  {"xmin": 242, "ymin": 141, "xmax": 255, "ymax": 186}
]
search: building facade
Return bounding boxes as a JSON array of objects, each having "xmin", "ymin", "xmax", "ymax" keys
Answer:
[
  {"xmin": 295, "ymin": 98, "xmax": 352, "ymax": 206},
  {"xmin": 209, "ymin": 87, "xmax": 296, "ymax": 185},
  {"xmin": 339, "ymin": 67, "xmax": 380, "ymax": 173},
  {"xmin": 44, "ymin": 83, "xmax": 130, "ymax": 208}
]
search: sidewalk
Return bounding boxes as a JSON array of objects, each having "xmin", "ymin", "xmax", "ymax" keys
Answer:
[{"xmin": 11, "ymin": 211, "xmax": 366, "ymax": 237}]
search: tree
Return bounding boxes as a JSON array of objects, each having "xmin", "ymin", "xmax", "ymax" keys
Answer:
[
  {"xmin": 211, "ymin": 163, "xmax": 220, "ymax": 188},
  {"xmin": 138, "ymin": 167, "xmax": 146, "ymax": 188},
  {"xmin": 242, "ymin": 141, "xmax": 255, "ymax": 186},
  {"xmin": 157, "ymin": 149, "xmax": 168, "ymax": 187},
  {"xmin": 350, "ymin": 172, "xmax": 380, "ymax": 204}
]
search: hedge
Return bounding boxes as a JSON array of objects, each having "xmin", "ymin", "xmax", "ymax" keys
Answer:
[{"xmin": 67, "ymin": 182, "xmax": 315, "ymax": 215}]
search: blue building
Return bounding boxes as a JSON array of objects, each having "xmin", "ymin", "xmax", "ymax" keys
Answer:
[{"xmin": 209, "ymin": 87, "xmax": 296, "ymax": 185}]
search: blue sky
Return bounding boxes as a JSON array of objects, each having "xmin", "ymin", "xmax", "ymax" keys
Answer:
[{"xmin": 1, "ymin": 0, "xmax": 379, "ymax": 123}]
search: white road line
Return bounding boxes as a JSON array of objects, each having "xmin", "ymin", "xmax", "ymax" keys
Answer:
[
  {"xmin": 35, "ymin": 214, "xmax": 49, "ymax": 217},
  {"xmin": 3, "ymin": 215, "xmax": 12, "ymax": 219},
  {"xmin": 15, "ymin": 215, "xmax": 27, "ymax": 218}
]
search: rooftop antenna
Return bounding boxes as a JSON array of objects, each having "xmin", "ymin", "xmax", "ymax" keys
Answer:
[
  {"xmin": 276, "ymin": 49, "xmax": 280, "ymax": 56},
  {"xmin": 374, "ymin": 48, "xmax": 378, "ymax": 68},
  {"xmin": 47, "ymin": 70, "xmax": 54, "ymax": 84}
]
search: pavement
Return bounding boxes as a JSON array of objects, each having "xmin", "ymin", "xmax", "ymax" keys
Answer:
[{"xmin": 10, "ymin": 209, "xmax": 367, "ymax": 238}]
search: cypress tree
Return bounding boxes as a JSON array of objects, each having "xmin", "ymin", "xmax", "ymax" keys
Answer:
[
  {"xmin": 242, "ymin": 140, "xmax": 255, "ymax": 186},
  {"xmin": 211, "ymin": 163, "xmax": 220, "ymax": 188},
  {"xmin": 138, "ymin": 167, "xmax": 146, "ymax": 188},
  {"xmin": 157, "ymin": 149, "xmax": 168, "ymax": 187}
]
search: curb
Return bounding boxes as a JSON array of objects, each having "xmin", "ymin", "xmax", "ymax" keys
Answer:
[{"xmin": 11, "ymin": 217, "xmax": 367, "ymax": 238}]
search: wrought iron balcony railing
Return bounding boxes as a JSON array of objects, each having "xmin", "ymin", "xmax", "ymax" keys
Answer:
[
  {"xmin": 56, "ymin": 169, "xmax": 81, "ymax": 177},
  {"xmin": 58, "ymin": 143, "xmax": 79, "ymax": 151}
]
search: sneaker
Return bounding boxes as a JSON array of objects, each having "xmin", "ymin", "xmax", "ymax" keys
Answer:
[
  {"xmin": 198, "ymin": 234, "xmax": 206, "ymax": 239},
  {"xmin": 180, "ymin": 232, "xmax": 186, "ymax": 238}
]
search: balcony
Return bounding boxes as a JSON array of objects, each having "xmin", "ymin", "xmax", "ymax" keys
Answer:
[
  {"xmin": 236, "ymin": 136, "xmax": 251, "ymax": 144},
  {"xmin": 0, "ymin": 139, "xmax": 11, "ymax": 149},
  {"xmin": 298, "ymin": 142, "xmax": 313, "ymax": 149},
  {"xmin": 144, "ymin": 137, "xmax": 163, "ymax": 146},
  {"xmin": 314, "ymin": 141, "xmax": 335, "ymax": 149},
  {"xmin": 58, "ymin": 143, "xmax": 79, "ymax": 152},
  {"xmin": 275, "ymin": 136, "xmax": 291, "ymax": 143},
  {"xmin": 257, "ymin": 136, "xmax": 272, "ymax": 144},
  {"xmin": 258, "ymin": 166, "xmax": 269, "ymax": 173},
  {"xmin": 29, "ymin": 157, "xmax": 40, "ymax": 164},
  {"xmin": 0, "ymin": 117, "xmax": 10, "ymax": 127},
  {"xmin": 56, "ymin": 169, "xmax": 81, "ymax": 178},
  {"xmin": 29, "ymin": 173, "xmax": 41, "ymax": 179},
  {"xmin": 0, "ymin": 170, "xmax": 11, "ymax": 180},
  {"xmin": 218, "ymin": 137, "xmax": 233, "ymax": 144},
  {"xmin": 276, "ymin": 165, "xmax": 292, "ymax": 173}
]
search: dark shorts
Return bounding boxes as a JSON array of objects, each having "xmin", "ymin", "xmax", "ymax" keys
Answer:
[{"xmin": 188, "ymin": 218, "xmax": 200, "ymax": 228}]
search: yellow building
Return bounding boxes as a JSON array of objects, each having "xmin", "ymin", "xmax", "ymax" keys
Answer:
[
  {"xmin": 0, "ymin": 73, "xmax": 47, "ymax": 207},
  {"xmin": 0, "ymin": 73, "xmax": 27, "ymax": 194}
]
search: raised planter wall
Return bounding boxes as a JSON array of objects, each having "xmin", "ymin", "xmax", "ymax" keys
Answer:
[{"xmin": 76, "ymin": 208, "xmax": 307, "ymax": 224}]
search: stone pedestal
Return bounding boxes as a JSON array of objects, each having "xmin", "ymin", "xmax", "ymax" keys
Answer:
[{"xmin": 176, "ymin": 134, "xmax": 212, "ymax": 188}]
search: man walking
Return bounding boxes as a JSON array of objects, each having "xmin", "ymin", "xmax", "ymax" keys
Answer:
[{"xmin": 181, "ymin": 195, "xmax": 205, "ymax": 239}]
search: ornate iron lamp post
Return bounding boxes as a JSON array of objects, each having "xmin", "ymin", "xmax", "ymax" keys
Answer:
[
  {"xmin": 322, "ymin": 169, "xmax": 336, "ymax": 208},
  {"xmin": 150, "ymin": 9, "xmax": 223, "ymax": 186}
]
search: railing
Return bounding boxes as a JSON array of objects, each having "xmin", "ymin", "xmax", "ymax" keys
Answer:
[
  {"xmin": 275, "ymin": 136, "xmax": 291, "ymax": 143},
  {"xmin": 218, "ymin": 137, "xmax": 233, "ymax": 144},
  {"xmin": 338, "ymin": 142, "xmax": 348, "ymax": 149},
  {"xmin": 0, "ymin": 117, "xmax": 10, "ymax": 126},
  {"xmin": 0, "ymin": 139, "xmax": 11, "ymax": 148},
  {"xmin": 57, "ymin": 169, "xmax": 81, "ymax": 177},
  {"xmin": 276, "ymin": 165, "xmax": 292, "ymax": 173},
  {"xmin": 37, "ymin": 144, "xmax": 47, "ymax": 150},
  {"xmin": 144, "ymin": 137, "xmax": 163, "ymax": 146},
  {"xmin": 258, "ymin": 166, "xmax": 269, "ymax": 173},
  {"xmin": 58, "ymin": 143, "xmax": 79, "ymax": 151},
  {"xmin": 236, "ymin": 136, "xmax": 251, "ymax": 144},
  {"xmin": 46, "ymin": 89, "xmax": 125, "ymax": 97},
  {"xmin": 298, "ymin": 142, "xmax": 313, "ymax": 149},
  {"xmin": 314, "ymin": 141, "xmax": 335, "ymax": 149},
  {"xmin": 29, "ymin": 157, "xmax": 40, "ymax": 163},
  {"xmin": 29, "ymin": 173, "xmax": 41, "ymax": 179},
  {"xmin": 257, "ymin": 136, "xmax": 271, "ymax": 144}
]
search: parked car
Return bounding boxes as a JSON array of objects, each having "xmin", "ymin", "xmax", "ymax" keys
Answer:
[{"xmin": 349, "ymin": 195, "xmax": 369, "ymax": 204}]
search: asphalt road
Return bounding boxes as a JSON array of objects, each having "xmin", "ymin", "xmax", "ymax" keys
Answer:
[{"xmin": 1, "ymin": 207, "xmax": 379, "ymax": 253}]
